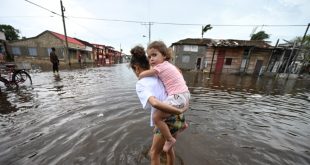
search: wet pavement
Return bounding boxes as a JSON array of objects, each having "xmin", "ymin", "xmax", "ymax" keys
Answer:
[{"xmin": 0, "ymin": 63, "xmax": 309, "ymax": 165}]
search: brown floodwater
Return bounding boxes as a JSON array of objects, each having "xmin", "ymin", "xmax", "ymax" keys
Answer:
[{"xmin": 0, "ymin": 63, "xmax": 309, "ymax": 165}]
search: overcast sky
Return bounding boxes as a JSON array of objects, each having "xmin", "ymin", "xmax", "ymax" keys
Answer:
[{"xmin": 1, "ymin": 0, "xmax": 309, "ymax": 54}]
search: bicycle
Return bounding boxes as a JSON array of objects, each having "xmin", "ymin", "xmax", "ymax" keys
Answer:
[{"xmin": 0, "ymin": 63, "xmax": 32, "ymax": 89}]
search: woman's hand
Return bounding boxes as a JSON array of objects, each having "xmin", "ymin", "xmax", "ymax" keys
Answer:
[{"xmin": 180, "ymin": 102, "xmax": 189, "ymax": 113}]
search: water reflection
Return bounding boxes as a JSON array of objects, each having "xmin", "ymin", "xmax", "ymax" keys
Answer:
[
  {"xmin": 183, "ymin": 72, "xmax": 307, "ymax": 96},
  {"xmin": 0, "ymin": 92, "xmax": 17, "ymax": 114},
  {"xmin": 0, "ymin": 64, "xmax": 309, "ymax": 165}
]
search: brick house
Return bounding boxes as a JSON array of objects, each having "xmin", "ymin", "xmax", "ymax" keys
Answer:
[
  {"xmin": 92, "ymin": 44, "xmax": 121, "ymax": 65},
  {"xmin": 171, "ymin": 38, "xmax": 272, "ymax": 75},
  {"xmin": 7, "ymin": 30, "xmax": 92, "ymax": 69}
]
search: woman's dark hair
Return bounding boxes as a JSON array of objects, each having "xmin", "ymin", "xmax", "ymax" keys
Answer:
[
  {"xmin": 147, "ymin": 41, "xmax": 171, "ymax": 61},
  {"xmin": 130, "ymin": 45, "xmax": 150, "ymax": 70}
]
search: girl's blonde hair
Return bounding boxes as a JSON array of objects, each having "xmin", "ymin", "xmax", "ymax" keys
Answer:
[{"xmin": 147, "ymin": 41, "xmax": 171, "ymax": 61}]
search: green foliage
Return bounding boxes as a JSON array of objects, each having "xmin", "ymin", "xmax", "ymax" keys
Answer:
[
  {"xmin": 291, "ymin": 35, "xmax": 310, "ymax": 46},
  {"xmin": 202, "ymin": 24, "xmax": 212, "ymax": 38},
  {"xmin": 291, "ymin": 35, "xmax": 310, "ymax": 67},
  {"xmin": 0, "ymin": 24, "xmax": 20, "ymax": 40},
  {"xmin": 250, "ymin": 31, "xmax": 270, "ymax": 41}
]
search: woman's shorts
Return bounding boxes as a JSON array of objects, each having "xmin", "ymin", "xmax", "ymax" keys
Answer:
[
  {"xmin": 164, "ymin": 91, "xmax": 190, "ymax": 108},
  {"xmin": 154, "ymin": 114, "xmax": 186, "ymax": 135}
]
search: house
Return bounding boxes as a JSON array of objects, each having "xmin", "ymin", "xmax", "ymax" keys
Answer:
[
  {"xmin": 74, "ymin": 38, "xmax": 94, "ymax": 64},
  {"xmin": 0, "ymin": 31, "xmax": 6, "ymax": 63},
  {"xmin": 265, "ymin": 42, "xmax": 308, "ymax": 75},
  {"xmin": 171, "ymin": 38, "xmax": 272, "ymax": 75},
  {"xmin": 92, "ymin": 44, "xmax": 107, "ymax": 65},
  {"xmin": 105, "ymin": 46, "xmax": 117, "ymax": 64},
  {"xmin": 92, "ymin": 44, "xmax": 121, "ymax": 65},
  {"xmin": 7, "ymin": 30, "xmax": 92, "ymax": 69}
]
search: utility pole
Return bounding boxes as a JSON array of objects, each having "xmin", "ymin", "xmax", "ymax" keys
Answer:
[
  {"xmin": 284, "ymin": 41, "xmax": 296, "ymax": 74},
  {"xmin": 60, "ymin": 0, "xmax": 70, "ymax": 67},
  {"xmin": 148, "ymin": 22, "xmax": 151, "ymax": 44},
  {"xmin": 142, "ymin": 22, "xmax": 153, "ymax": 44},
  {"xmin": 266, "ymin": 39, "xmax": 279, "ymax": 72}
]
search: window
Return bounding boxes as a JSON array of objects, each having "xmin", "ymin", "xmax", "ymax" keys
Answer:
[
  {"xmin": 243, "ymin": 48, "xmax": 250, "ymax": 59},
  {"xmin": 47, "ymin": 48, "xmax": 52, "ymax": 56},
  {"xmin": 182, "ymin": 55, "xmax": 190, "ymax": 63},
  {"xmin": 225, "ymin": 58, "xmax": 232, "ymax": 65},
  {"xmin": 12, "ymin": 47, "xmax": 21, "ymax": 55},
  {"xmin": 183, "ymin": 45, "xmax": 198, "ymax": 52},
  {"xmin": 28, "ymin": 47, "xmax": 37, "ymax": 56}
]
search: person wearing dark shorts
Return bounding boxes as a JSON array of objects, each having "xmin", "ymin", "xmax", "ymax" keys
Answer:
[{"xmin": 50, "ymin": 47, "xmax": 59, "ymax": 75}]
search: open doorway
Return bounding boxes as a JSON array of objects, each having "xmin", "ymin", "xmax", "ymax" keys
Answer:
[{"xmin": 196, "ymin": 58, "xmax": 201, "ymax": 70}]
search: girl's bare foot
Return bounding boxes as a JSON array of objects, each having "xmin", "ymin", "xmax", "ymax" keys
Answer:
[
  {"xmin": 174, "ymin": 122, "xmax": 189, "ymax": 139},
  {"xmin": 163, "ymin": 137, "xmax": 176, "ymax": 152},
  {"xmin": 180, "ymin": 122, "xmax": 189, "ymax": 132}
]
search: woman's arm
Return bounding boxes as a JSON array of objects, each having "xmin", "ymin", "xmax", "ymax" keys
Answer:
[
  {"xmin": 148, "ymin": 96, "xmax": 188, "ymax": 115},
  {"xmin": 139, "ymin": 69, "xmax": 157, "ymax": 79}
]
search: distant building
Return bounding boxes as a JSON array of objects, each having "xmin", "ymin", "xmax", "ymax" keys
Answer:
[
  {"xmin": 171, "ymin": 38, "xmax": 272, "ymax": 75},
  {"xmin": 266, "ymin": 42, "xmax": 310, "ymax": 75},
  {"xmin": 74, "ymin": 38, "xmax": 94, "ymax": 65},
  {"xmin": 0, "ymin": 31, "xmax": 6, "ymax": 63},
  {"xmin": 92, "ymin": 44, "xmax": 121, "ymax": 65},
  {"xmin": 92, "ymin": 44, "xmax": 107, "ymax": 65},
  {"xmin": 6, "ymin": 30, "xmax": 94, "ymax": 69}
]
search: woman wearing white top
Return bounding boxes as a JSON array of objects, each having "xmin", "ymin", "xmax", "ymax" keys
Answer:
[{"xmin": 130, "ymin": 45, "xmax": 188, "ymax": 165}]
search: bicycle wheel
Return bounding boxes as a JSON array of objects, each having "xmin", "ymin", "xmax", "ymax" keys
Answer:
[
  {"xmin": 0, "ymin": 76, "xmax": 9, "ymax": 87},
  {"xmin": 0, "ymin": 76, "xmax": 17, "ymax": 89},
  {"xmin": 12, "ymin": 70, "xmax": 32, "ymax": 86}
]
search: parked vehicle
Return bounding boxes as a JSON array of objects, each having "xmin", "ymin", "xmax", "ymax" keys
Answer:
[{"xmin": 0, "ymin": 63, "xmax": 32, "ymax": 89}]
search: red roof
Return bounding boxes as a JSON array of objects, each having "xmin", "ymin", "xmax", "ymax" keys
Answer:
[{"xmin": 51, "ymin": 31, "xmax": 84, "ymax": 46}]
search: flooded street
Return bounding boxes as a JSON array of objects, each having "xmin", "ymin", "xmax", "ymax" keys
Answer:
[{"xmin": 0, "ymin": 63, "xmax": 309, "ymax": 165}]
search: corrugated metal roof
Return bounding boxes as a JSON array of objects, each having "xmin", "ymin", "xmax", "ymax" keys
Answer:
[
  {"xmin": 172, "ymin": 38, "xmax": 272, "ymax": 48},
  {"xmin": 51, "ymin": 31, "xmax": 84, "ymax": 46}
]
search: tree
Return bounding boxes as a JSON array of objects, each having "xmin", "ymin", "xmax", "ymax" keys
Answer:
[
  {"xmin": 291, "ymin": 35, "xmax": 310, "ymax": 46},
  {"xmin": 202, "ymin": 24, "xmax": 212, "ymax": 38},
  {"xmin": 289, "ymin": 35, "xmax": 310, "ymax": 74},
  {"xmin": 0, "ymin": 24, "xmax": 20, "ymax": 40},
  {"xmin": 250, "ymin": 31, "xmax": 270, "ymax": 41}
]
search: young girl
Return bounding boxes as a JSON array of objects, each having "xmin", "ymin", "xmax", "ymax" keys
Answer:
[{"xmin": 139, "ymin": 41, "xmax": 190, "ymax": 152}]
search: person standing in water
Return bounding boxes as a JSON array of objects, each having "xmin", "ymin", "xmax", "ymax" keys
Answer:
[
  {"xmin": 130, "ymin": 45, "xmax": 188, "ymax": 165},
  {"xmin": 50, "ymin": 47, "xmax": 59, "ymax": 75},
  {"xmin": 139, "ymin": 41, "xmax": 190, "ymax": 152}
]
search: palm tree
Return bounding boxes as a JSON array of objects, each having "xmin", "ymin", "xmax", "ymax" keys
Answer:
[
  {"xmin": 250, "ymin": 31, "xmax": 270, "ymax": 41},
  {"xmin": 202, "ymin": 24, "xmax": 212, "ymax": 38}
]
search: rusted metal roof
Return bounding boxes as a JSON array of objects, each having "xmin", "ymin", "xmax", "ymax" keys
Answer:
[
  {"xmin": 50, "ymin": 31, "xmax": 84, "ymax": 46},
  {"xmin": 172, "ymin": 38, "xmax": 272, "ymax": 48}
]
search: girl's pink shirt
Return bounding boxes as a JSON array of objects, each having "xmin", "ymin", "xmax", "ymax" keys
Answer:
[{"xmin": 153, "ymin": 61, "xmax": 188, "ymax": 95}]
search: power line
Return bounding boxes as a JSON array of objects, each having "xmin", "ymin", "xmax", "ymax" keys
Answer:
[
  {"xmin": 68, "ymin": 16, "xmax": 307, "ymax": 27},
  {"xmin": 2, "ymin": 13, "xmax": 307, "ymax": 28},
  {"xmin": 68, "ymin": 16, "xmax": 146, "ymax": 24},
  {"xmin": 24, "ymin": 0, "xmax": 62, "ymax": 17},
  {"xmin": 22, "ymin": 0, "xmax": 308, "ymax": 27},
  {"xmin": 0, "ymin": 16, "xmax": 54, "ymax": 18}
]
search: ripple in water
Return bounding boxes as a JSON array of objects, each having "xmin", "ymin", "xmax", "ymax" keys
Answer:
[{"xmin": 0, "ymin": 64, "xmax": 309, "ymax": 165}]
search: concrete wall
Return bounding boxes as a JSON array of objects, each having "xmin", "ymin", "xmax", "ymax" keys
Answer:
[
  {"xmin": 221, "ymin": 48, "xmax": 243, "ymax": 74},
  {"xmin": 174, "ymin": 45, "xmax": 207, "ymax": 70},
  {"xmin": 173, "ymin": 44, "xmax": 272, "ymax": 75},
  {"xmin": 246, "ymin": 49, "xmax": 271, "ymax": 74}
]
